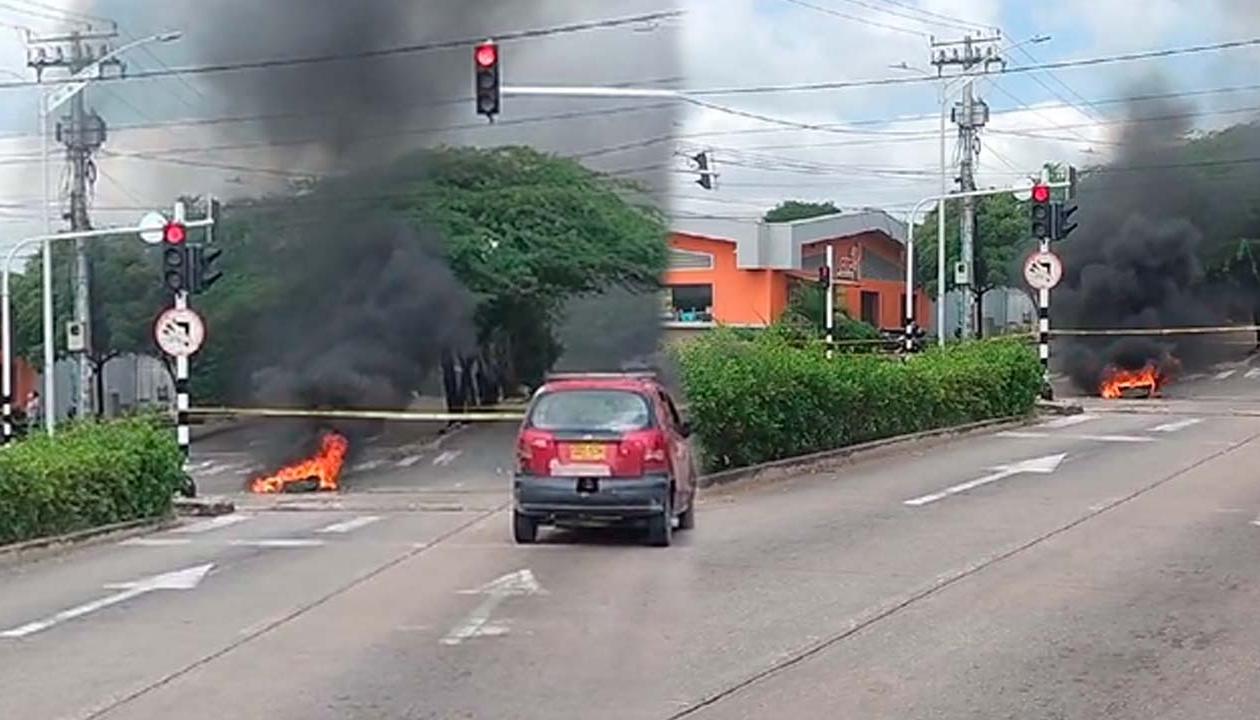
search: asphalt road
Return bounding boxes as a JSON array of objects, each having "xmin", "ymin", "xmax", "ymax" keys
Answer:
[{"xmin": 5, "ymin": 358, "xmax": 1260, "ymax": 718}]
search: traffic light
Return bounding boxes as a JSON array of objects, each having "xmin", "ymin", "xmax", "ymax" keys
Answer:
[
  {"xmin": 818, "ymin": 263, "xmax": 830, "ymax": 286},
  {"xmin": 1052, "ymin": 202, "xmax": 1078, "ymax": 241},
  {"xmin": 1030, "ymin": 184, "xmax": 1051, "ymax": 240},
  {"xmin": 693, "ymin": 151, "xmax": 714, "ymax": 190},
  {"xmin": 190, "ymin": 245, "xmax": 223, "ymax": 294},
  {"xmin": 474, "ymin": 40, "xmax": 500, "ymax": 118},
  {"xmin": 161, "ymin": 222, "xmax": 190, "ymax": 293}
]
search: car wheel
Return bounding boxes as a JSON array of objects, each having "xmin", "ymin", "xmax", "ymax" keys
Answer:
[
  {"xmin": 647, "ymin": 494, "xmax": 673, "ymax": 547},
  {"xmin": 677, "ymin": 493, "xmax": 696, "ymax": 531},
  {"xmin": 513, "ymin": 512, "xmax": 538, "ymax": 544}
]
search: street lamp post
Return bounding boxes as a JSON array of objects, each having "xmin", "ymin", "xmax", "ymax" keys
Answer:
[{"xmin": 32, "ymin": 30, "xmax": 181, "ymax": 431}]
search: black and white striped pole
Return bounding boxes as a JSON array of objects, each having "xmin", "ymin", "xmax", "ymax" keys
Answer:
[{"xmin": 1038, "ymin": 281, "xmax": 1052, "ymax": 399}]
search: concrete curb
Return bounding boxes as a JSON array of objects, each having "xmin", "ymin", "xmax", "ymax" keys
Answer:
[
  {"xmin": 699, "ymin": 414, "xmax": 1036, "ymax": 490},
  {"xmin": 1036, "ymin": 399, "xmax": 1085, "ymax": 416},
  {"xmin": 0, "ymin": 515, "xmax": 176, "ymax": 568},
  {"xmin": 174, "ymin": 496, "xmax": 235, "ymax": 516}
]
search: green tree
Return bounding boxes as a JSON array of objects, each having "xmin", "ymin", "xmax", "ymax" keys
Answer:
[
  {"xmin": 914, "ymin": 194, "xmax": 1034, "ymax": 325},
  {"xmin": 764, "ymin": 200, "xmax": 841, "ymax": 223}
]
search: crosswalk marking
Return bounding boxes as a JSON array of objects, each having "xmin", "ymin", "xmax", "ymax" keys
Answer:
[
  {"xmin": 172, "ymin": 515, "xmax": 250, "ymax": 534},
  {"xmin": 1152, "ymin": 418, "xmax": 1202, "ymax": 433},
  {"xmin": 1215, "ymin": 369, "xmax": 1237, "ymax": 380},
  {"xmin": 433, "ymin": 450, "xmax": 462, "ymax": 467},
  {"xmin": 316, "ymin": 516, "xmax": 381, "ymax": 534},
  {"xmin": 352, "ymin": 459, "xmax": 384, "ymax": 472},
  {"xmin": 1246, "ymin": 368, "xmax": 1260, "ymax": 379}
]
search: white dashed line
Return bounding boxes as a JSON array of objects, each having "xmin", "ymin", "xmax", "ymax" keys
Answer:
[
  {"xmin": 398, "ymin": 454, "xmax": 424, "ymax": 467},
  {"xmin": 352, "ymin": 459, "xmax": 384, "ymax": 472},
  {"xmin": 317, "ymin": 515, "xmax": 381, "ymax": 534},
  {"xmin": 1247, "ymin": 368, "xmax": 1260, "ymax": 379},
  {"xmin": 433, "ymin": 450, "xmax": 462, "ymax": 467},
  {"xmin": 120, "ymin": 538, "xmax": 193, "ymax": 547},
  {"xmin": 1215, "ymin": 369, "xmax": 1237, "ymax": 380},
  {"xmin": 229, "ymin": 539, "xmax": 326, "ymax": 548},
  {"xmin": 172, "ymin": 515, "xmax": 250, "ymax": 534},
  {"xmin": 1151, "ymin": 418, "xmax": 1202, "ymax": 433},
  {"xmin": 1039, "ymin": 414, "xmax": 1097, "ymax": 429},
  {"xmin": 996, "ymin": 431, "xmax": 1154, "ymax": 443}
]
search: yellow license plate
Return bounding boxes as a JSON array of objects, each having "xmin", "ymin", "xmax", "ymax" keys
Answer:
[{"xmin": 570, "ymin": 443, "xmax": 605, "ymax": 461}]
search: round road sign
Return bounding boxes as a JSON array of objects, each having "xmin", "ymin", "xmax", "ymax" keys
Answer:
[
  {"xmin": 1023, "ymin": 250, "xmax": 1063, "ymax": 290},
  {"xmin": 1011, "ymin": 177, "xmax": 1034, "ymax": 201},
  {"xmin": 154, "ymin": 307, "xmax": 206, "ymax": 357},
  {"xmin": 139, "ymin": 211, "xmax": 169, "ymax": 245}
]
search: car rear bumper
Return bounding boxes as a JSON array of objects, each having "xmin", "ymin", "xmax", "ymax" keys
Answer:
[{"xmin": 514, "ymin": 474, "xmax": 669, "ymax": 521}]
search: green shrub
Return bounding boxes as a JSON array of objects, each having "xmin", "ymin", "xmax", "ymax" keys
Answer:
[
  {"xmin": 0, "ymin": 417, "xmax": 182, "ymax": 546},
  {"xmin": 676, "ymin": 330, "xmax": 1041, "ymax": 471}
]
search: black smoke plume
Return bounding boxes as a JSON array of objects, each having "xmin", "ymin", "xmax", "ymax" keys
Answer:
[
  {"xmin": 78, "ymin": 0, "xmax": 679, "ymax": 470},
  {"xmin": 1050, "ymin": 84, "xmax": 1260, "ymax": 393}
]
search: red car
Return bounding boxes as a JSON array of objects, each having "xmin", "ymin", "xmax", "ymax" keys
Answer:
[{"xmin": 513, "ymin": 372, "xmax": 698, "ymax": 546}]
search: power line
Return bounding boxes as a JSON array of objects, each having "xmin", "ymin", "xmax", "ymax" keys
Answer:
[
  {"xmin": 779, "ymin": 0, "xmax": 928, "ymax": 36},
  {"xmin": 836, "ymin": 0, "xmax": 980, "ymax": 33},
  {"xmin": 683, "ymin": 35, "xmax": 1260, "ymax": 96},
  {"xmin": 13, "ymin": 0, "xmax": 109, "ymax": 26},
  {"xmin": 874, "ymin": 0, "xmax": 991, "ymax": 32},
  {"xmin": 0, "ymin": 9, "xmax": 684, "ymax": 90},
  {"xmin": 0, "ymin": 1, "xmax": 87, "ymax": 27}
]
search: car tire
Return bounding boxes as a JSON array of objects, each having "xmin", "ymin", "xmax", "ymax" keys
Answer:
[
  {"xmin": 513, "ymin": 512, "xmax": 538, "ymax": 544},
  {"xmin": 677, "ymin": 494, "xmax": 696, "ymax": 531},
  {"xmin": 647, "ymin": 494, "xmax": 673, "ymax": 547}
]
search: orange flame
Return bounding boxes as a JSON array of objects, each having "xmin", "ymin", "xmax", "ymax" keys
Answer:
[
  {"xmin": 1099, "ymin": 364, "xmax": 1161, "ymax": 399},
  {"xmin": 250, "ymin": 432, "xmax": 349, "ymax": 494}
]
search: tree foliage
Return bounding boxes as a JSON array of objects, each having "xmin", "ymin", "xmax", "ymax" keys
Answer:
[
  {"xmin": 764, "ymin": 200, "xmax": 841, "ymax": 223},
  {"xmin": 913, "ymin": 193, "xmax": 1033, "ymax": 301}
]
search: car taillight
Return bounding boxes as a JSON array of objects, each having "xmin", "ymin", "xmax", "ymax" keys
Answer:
[
  {"xmin": 621, "ymin": 429, "xmax": 669, "ymax": 474},
  {"xmin": 517, "ymin": 428, "xmax": 554, "ymax": 473}
]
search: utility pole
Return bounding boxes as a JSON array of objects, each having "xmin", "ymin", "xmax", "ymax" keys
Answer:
[
  {"xmin": 28, "ymin": 27, "xmax": 120, "ymax": 418},
  {"xmin": 932, "ymin": 34, "xmax": 1003, "ymax": 339}
]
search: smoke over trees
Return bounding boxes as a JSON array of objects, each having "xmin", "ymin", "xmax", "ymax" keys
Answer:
[{"xmin": 1050, "ymin": 88, "xmax": 1260, "ymax": 393}]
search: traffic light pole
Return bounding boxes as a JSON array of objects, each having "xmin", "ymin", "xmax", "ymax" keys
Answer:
[
  {"xmin": 904, "ymin": 180, "xmax": 1072, "ymax": 351},
  {"xmin": 825, "ymin": 244, "xmax": 835, "ymax": 360}
]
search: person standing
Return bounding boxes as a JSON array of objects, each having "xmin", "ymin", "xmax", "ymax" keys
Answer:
[{"xmin": 24, "ymin": 390, "xmax": 40, "ymax": 433}]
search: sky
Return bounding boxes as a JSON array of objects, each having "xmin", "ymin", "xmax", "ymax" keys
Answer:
[{"xmin": 1, "ymin": 0, "xmax": 1260, "ymax": 255}]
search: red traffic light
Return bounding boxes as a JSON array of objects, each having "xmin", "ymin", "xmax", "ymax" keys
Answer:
[
  {"xmin": 163, "ymin": 222, "xmax": 187, "ymax": 245},
  {"xmin": 1031, "ymin": 184, "xmax": 1051, "ymax": 203},
  {"xmin": 475, "ymin": 42, "xmax": 497, "ymax": 68}
]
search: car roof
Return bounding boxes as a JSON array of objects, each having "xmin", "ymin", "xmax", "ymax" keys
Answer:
[{"xmin": 537, "ymin": 376, "xmax": 663, "ymax": 395}]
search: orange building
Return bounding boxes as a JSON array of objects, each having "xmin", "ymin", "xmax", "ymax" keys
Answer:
[{"xmin": 663, "ymin": 211, "xmax": 931, "ymax": 332}]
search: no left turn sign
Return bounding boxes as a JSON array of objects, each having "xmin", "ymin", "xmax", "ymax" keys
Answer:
[
  {"xmin": 154, "ymin": 307, "xmax": 206, "ymax": 357},
  {"xmin": 1023, "ymin": 250, "xmax": 1063, "ymax": 291}
]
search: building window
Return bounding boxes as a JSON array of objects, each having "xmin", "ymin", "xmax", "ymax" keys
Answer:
[
  {"xmin": 860, "ymin": 290, "xmax": 880, "ymax": 327},
  {"xmin": 668, "ymin": 248, "xmax": 714, "ymax": 270},
  {"xmin": 668, "ymin": 284, "xmax": 714, "ymax": 322}
]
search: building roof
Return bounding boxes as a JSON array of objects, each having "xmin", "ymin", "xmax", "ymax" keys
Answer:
[{"xmin": 671, "ymin": 209, "xmax": 907, "ymax": 271}]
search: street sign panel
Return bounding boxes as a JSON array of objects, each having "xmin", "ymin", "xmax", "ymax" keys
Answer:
[
  {"xmin": 139, "ymin": 211, "xmax": 168, "ymax": 245},
  {"xmin": 1024, "ymin": 250, "xmax": 1063, "ymax": 290},
  {"xmin": 1011, "ymin": 177, "xmax": 1034, "ymax": 201},
  {"xmin": 154, "ymin": 307, "xmax": 206, "ymax": 357}
]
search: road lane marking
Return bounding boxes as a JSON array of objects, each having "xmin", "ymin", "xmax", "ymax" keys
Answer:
[
  {"xmin": 442, "ymin": 569, "xmax": 544, "ymax": 645},
  {"xmin": 1039, "ymin": 414, "xmax": 1097, "ymax": 429},
  {"xmin": 1215, "ymin": 369, "xmax": 1237, "ymax": 380},
  {"xmin": 316, "ymin": 515, "xmax": 381, "ymax": 534},
  {"xmin": 121, "ymin": 538, "xmax": 194, "ymax": 547},
  {"xmin": 0, "ymin": 564, "xmax": 213, "ymax": 639},
  {"xmin": 1152, "ymin": 418, "xmax": 1202, "ymax": 433},
  {"xmin": 904, "ymin": 453, "xmax": 1066, "ymax": 507},
  {"xmin": 398, "ymin": 454, "xmax": 424, "ymax": 467},
  {"xmin": 433, "ymin": 450, "xmax": 463, "ymax": 467},
  {"xmin": 351, "ymin": 459, "xmax": 384, "ymax": 472},
  {"xmin": 229, "ymin": 539, "xmax": 325, "ymax": 548},
  {"xmin": 996, "ymin": 431, "xmax": 1153, "ymax": 443},
  {"xmin": 172, "ymin": 515, "xmax": 250, "ymax": 534},
  {"xmin": 1247, "ymin": 368, "xmax": 1260, "ymax": 379}
]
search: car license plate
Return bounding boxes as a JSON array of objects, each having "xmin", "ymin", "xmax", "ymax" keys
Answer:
[{"xmin": 569, "ymin": 443, "xmax": 605, "ymax": 461}]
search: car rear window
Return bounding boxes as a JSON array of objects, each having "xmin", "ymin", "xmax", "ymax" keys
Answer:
[{"xmin": 529, "ymin": 390, "xmax": 652, "ymax": 432}]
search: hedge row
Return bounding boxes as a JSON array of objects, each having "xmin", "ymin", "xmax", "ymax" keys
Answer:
[
  {"xmin": 676, "ymin": 329, "xmax": 1042, "ymax": 471},
  {"xmin": 0, "ymin": 418, "xmax": 183, "ymax": 546}
]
